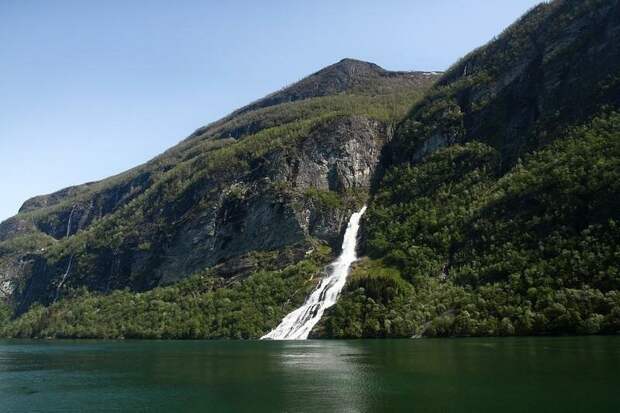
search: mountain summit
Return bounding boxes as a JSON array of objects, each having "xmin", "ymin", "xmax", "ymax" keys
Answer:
[
  {"xmin": 188, "ymin": 58, "xmax": 438, "ymax": 141},
  {"xmin": 232, "ymin": 58, "xmax": 435, "ymax": 114}
]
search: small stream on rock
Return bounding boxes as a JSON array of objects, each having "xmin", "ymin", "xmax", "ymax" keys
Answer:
[{"xmin": 262, "ymin": 205, "xmax": 367, "ymax": 340}]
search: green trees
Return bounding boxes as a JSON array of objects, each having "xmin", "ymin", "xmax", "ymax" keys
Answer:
[
  {"xmin": 320, "ymin": 112, "xmax": 620, "ymax": 338},
  {"xmin": 365, "ymin": 142, "xmax": 500, "ymax": 282},
  {"xmin": 1, "ymin": 247, "xmax": 331, "ymax": 339},
  {"xmin": 3, "ymin": 113, "xmax": 618, "ymax": 339},
  {"xmin": 0, "ymin": 302, "xmax": 10, "ymax": 332}
]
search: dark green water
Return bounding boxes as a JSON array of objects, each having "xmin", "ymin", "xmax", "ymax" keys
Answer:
[{"xmin": 0, "ymin": 337, "xmax": 618, "ymax": 412}]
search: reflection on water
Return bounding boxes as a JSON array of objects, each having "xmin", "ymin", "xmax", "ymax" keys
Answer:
[
  {"xmin": 275, "ymin": 341, "xmax": 370, "ymax": 412},
  {"xmin": 0, "ymin": 337, "xmax": 619, "ymax": 412}
]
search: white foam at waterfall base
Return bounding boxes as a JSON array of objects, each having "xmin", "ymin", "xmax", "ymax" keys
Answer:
[{"xmin": 261, "ymin": 205, "xmax": 367, "ymax": 340}]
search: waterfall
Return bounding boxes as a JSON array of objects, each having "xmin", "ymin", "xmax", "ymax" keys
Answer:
[
  {"xmin": 54, "ymin": 254, "xmax": 74, "ymax": 302},
  {"xmin": 262, "ymin": 205, "xmax": 367, "ymax": 340},
  {"xmin": 66, "ymin": 204, "xmax": 77, "ymax": 238}
]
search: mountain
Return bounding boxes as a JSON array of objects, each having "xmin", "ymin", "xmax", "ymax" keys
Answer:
[
  {"xmin": 318, "ymin": 0, "xmax": 620, "ymax": 338},
  {"xmin": 1, "ymin": 0, "xmax": 619, "ymax": 339},
  {"xmin": 0, "ymin": 59, "xmax": 439, "ymax": 337}
]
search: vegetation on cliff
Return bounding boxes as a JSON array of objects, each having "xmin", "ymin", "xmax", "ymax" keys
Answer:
[
  {"xmin": 0, "ymin": 60, "xmax": 436, "ymax": 315},
  {"xmin": 320, "ymin": 112, "xmax": 620, "ymax": 337},
  {"xmin": 1, "ymin": 244, "xmax": 332, "ymax": 339},
  {"xmin": 315, "ymin": 0, "xmax": 620, "ymax": 338},
  {"xmin": 2, "ymin": 0, "xmax": 620, "ymax": 339}
]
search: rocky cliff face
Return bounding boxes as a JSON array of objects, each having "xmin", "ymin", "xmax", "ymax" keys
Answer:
[
  {"xmin": 0, "ymin": 59, "xmax": 436, "ymax": 313},
  {"xmin": 5, "ymin": 115, "xmax": 387, "ymax": 312},
  {"xmin": 153, "ymin": 115, "xmax": 387, "ymax": 286},
  {"xmin": 389, "ymin": 0, "xmax": 620, "ymax": 167}
]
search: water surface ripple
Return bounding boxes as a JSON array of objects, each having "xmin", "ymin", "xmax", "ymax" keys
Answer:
[{"xmin": 0, "ymin": 337, "xmax": 619, "ymax": 412}]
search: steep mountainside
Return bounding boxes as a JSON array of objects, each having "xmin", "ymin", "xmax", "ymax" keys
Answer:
[
  {"xmin": 388, "ymin": 0, "xmax": 620, "ymax": 166},
  {"xmin": 0, "ymin": 59, "xmax": 438, "ymax": 317},
  {"xmin": 2, "ymin": 0, "xmax": 619, "ymax": 340},
  {"xmin": 317, "ymin": 0, "xmax": 620, "ymax": 338}
]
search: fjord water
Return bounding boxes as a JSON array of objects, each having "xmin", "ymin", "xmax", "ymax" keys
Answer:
[
  {"xmin": 1, "ymin": 337, "xmax": 618, "ymax": 412},
  {"xmin": 262, "ymin": 206, "xmax": 367, "ymax": 340}
]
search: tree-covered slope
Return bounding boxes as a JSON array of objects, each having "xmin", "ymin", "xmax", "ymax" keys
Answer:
[
  {"xmin": 1, "ymin": 243, "xmax": 334, "ymax": 339},
  {"xmin": 317, "ymin": 0, "xmax": 620, "ymax": 338},
  {"xmin": 0, "ymin": 59, "xmax": 438, "ymax": 317},
  {"xmin": 318, "ymin": 113, "xmax": 620, "ymax": 337},
  {"xmin": 3, "ymin": 0, "xmax": 620, "ymax": 340}
]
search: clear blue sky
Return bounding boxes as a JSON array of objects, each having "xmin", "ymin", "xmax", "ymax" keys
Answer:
[{"xmin": 0, "ymin": 0, "xmax": 541, "ymax": 222}]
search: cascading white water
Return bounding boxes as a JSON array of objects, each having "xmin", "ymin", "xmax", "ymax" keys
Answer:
[{"xmin": 262, "ymin": 205, "xmax": 367, "ymax": 340}]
